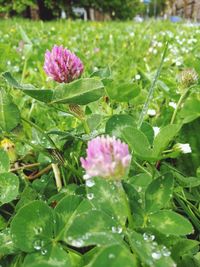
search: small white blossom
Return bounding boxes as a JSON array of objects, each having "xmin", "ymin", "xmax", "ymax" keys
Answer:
[
  {"xmin": 153, "ymin": 127, "xmax": 160, "ymax": 137},
  {"xmin": 147, "ymin": 109, "xmax": 156, "ymax": 116},
  {"xmin": 135, "ymin": 74, "xmax": 141, "ymax": 80},
  {"xmin": 174, "ymin": 143, "xmax": 192, "ymax": 154},
  {"xmin": 169, "ymin": 102, "xmax": 177, "ymax": 109}
]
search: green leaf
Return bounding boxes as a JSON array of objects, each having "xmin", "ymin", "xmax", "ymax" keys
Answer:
[
  {"xmin": 0, "ymin": 215, "xmax": 6, "ymax": 230},
  {"xmin": 2, "ymin": 72, "xmax": 53, "ymax": 103},
  {"xmin": 23, "ymin": 244, "xmax": 73, "ymax": 267},
  {"xmin": 148, "ymin": 210, "xmax": 194, "ymax": 235},
  {"xmin": 86, "ymin": 178, "xmax": 127, "ymax": 226},
  {"xmin": 130, "ymin": 173, "xmax": 152, "ymax": 191},
  {"xmin": 11, "ymin": 201, "xmax": 54, "ymax": 252},
  {"xmin": 0, "ymin": 228, "xmax": 19, "ymax": 257},
  {"xmin": 65, "ymin": 209, "xmax": 123, "ymax": 247},
  {"xmin": 0, "ymin": 173, "xmax": 19, "ymax": 205},
  {"xmin": 0, "ymin": 88, "xmax": 21, "ymax": 132},
  {"xmin": 171, "ymin": 239, "xmax": 199, "ymax": 262},
  {"xmin": 106, "ymin": 82, "xmax": 140, "ymax": 102},
  {"xmin": 141, "ymin": 122, "xmax": 154, "ymax": 145},
  {"xmin": 152, "ymin": 124, "xmax": 180, "ymax": 158},
  {"xmin": 105, "ymin": 114, "xmax": 136, "ymax": 137},
  {"xmin": 54, "ymin": 195, "xmax": 84, "ymax": 237},
  {"xmin": 129, "ymin": 230, "xmax": 175, "ymax": 267},
  {"xmin": 145, "ymin": 173, "xmax": 174, "ymax": 213},
  {"xmin": 123, "ymin": 182, "xmax": 145, "ymax": 228},
  {"xmin": 51, "ymin": 78, "xmax": 104, "ymax": 105},
  {"xmin": 87, "ymin": 244, "xmax": 136, "ymax": 267},
  {"xmin": 0, "ymin": 149, "xmax": 9, "ymax": 173},
  {"xmin": 174, "ymin": 172, "xmax": 200, "ymax": 188},
  {"xmin": 179, "ymin": 96, "xmax": 200, "ymax": 124},
  {"xmin": 121, "ymin": 126, "xmax": 154, "ymax": 161}
]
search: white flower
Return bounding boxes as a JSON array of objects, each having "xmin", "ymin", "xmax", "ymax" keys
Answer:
[
  {"xmin": 174, "ymin": 143, "xmax": 192, "ymax": 154},
  {"xmin": 135, "ymin": 74, "xmax": 141, "ymax": 80},
  {"xmin": 169, "ymin": 102, "xmax": 177, "ymax": 109},
  {"xmin": 147, "ymin": 109, "xmax": 156, "ymax": 116},
  {"xmin": 153, "ymin": 127, "xmax": 160, "ymax": 137}
]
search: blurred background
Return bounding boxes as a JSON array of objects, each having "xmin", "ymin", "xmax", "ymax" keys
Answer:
[{"xmin": 0, "ymin": 0, "xmax": 199, "ymax": 22}]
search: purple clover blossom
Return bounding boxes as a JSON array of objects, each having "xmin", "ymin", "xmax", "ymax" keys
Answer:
[
  {"xmin": 80, "ymin": 136, "xmax": 132, "ymax": 180},
  {"xmin": 43, "ymin": 45, "xmax": 84, "ymax": 83}
]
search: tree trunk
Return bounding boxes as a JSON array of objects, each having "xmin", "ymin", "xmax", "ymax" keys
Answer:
[{"xmin": 37, "ymin": 0, "xmax": 55, "ymax": 20}]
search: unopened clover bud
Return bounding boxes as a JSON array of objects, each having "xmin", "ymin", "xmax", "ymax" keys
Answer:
[
  {"xmin": 69, "ymin": 104, "xmax": 85, "ymax": 119},
  {"xmin": 80, "ymin": 135, "xmax": 132, "ymax": 181},
  {"xmin": 173, "ymin": 143, "xmax": 192, "ymax": 154},
  {"xmin": 44, "ymin": 45, "xmax": 84, "ymax": 83},
  {"xmin": 178, "ymin": 68, "xmax": 198, "ymax": 89}
]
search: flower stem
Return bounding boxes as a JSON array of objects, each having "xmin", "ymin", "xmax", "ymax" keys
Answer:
[
  {"xmin": 82, "ymin": 119, "xmax": 90, "ymax": 134},
  {"xmin": 52, "ymin": 163, "xmax": 62, "ymax": 191},
  {"xmin": 21, "ymin": 58, "xmax": 28, "ymax": 83},
  {"xmin": 132, "ymin": 158, "xmax": 151, "ymax": 176},
  {"xmin": 137, "ymin": 42, "xmax": 168, "ymax": 129},
  {"xmin": 170, "ymin": 88, "xmax": 190, "ymax": 124},
  {"xmin": 119, "ymin": 182, "xmax": 134, "ymax": 228}
]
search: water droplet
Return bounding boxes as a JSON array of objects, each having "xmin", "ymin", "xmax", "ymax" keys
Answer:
[
  {"xmin": 5, "ymin": 240, "xmax": 13, "ymax": 245},
  {"xmin": 143, "ymin": 233, "xmax": 155, "ymax": 242},
  {"xmin": 34, "ymin": 227, "xmax": 43, "ymax": 235},
  {"xmin": 33, "ymin": 240, "xmax": 43, "ymax": 251},
  {"xmin": 161, "ymin": 246, "xmax": 171, "ymax": 257},
  {"xmin": 111, "ymin": 226, "xmax": 122, "ymax": 234},
  {"xmin": 41, "ymin": 248, "xmax": 48, "ymax": 255},
  {"xmin": 71, "ymin": 239, "xmax": 84, "ymax": 247},
  {"xmin": 152, "ymin": 251, "xmax": 162, "ymax": 260},
  {"xmin": 108, "ymin": 253, "xmax": 115, "ymax": 259},
  {"xmin": 87, "ymin": 193, "xmax": 94, "ymax": 200},
  {"xmin": 138, "ymin": 199, "xmax": 142, "ymax": 204},
  {"xmin": 85, "ymin": 179, "xmax": 95, "ymax": 187},
  {"xmin": 152, "ymin": 241, "xmax": 158, "ymax": 247},
  {"xmin": 137, "ymin": 186, "xmax": 142, "ymax": 192}
]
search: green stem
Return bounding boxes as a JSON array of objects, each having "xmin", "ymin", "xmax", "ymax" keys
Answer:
[
  {"xmin": 170, "ymin": 87, "xmax": 190, "ymax": 124},
  {"xmin": 82, "ymin": 119, "xmax": 90, "ymax": 134},
  {"xmin": 174, "ymin": 193, "xmax": 200, "ymax": 231},
  {"xmin": 21, "ymin": 117, "xmax": 58, "ymax": 149},
  {"xmin": 137, "ymin": 42, "xmax": 168, "ymax": 129},
  {"xmin": 52, "ymin": 163, "xmax": 62, "ymax": 191},
  {"xmin": 21, "ymin": 58, "xmax": 28, "ymax": 83},
  {"xmin": 119, "ymin": 182, "xmax": 134, "ymax": 228},
  {"xmin": 132, "ymin": 158, "xmax": 151, "ymax": 176}
]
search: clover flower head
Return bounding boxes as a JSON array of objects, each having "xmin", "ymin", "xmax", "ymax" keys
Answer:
[
  {"xmin": 178, "ymin": 68, "xmax": 198, "ymax": 88},
  {"xmin": 173, "ymin": 143, "xmax": 192, "ymax": 154},
  {"xmin": 80, "ymin": 135, "xmax": 132, "ymax": 180},
  {"xmin": 44, "ymin": 45, "xmax": 84, "ymax": 83}
]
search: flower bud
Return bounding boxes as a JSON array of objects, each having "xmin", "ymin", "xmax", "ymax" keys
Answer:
[{"xmin": 178, "ymin": 68, "xmax": 198, "ymax": 89}]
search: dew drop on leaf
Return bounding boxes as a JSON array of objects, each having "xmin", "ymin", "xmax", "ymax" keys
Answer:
[
  {"xmin": 152, "ymin": 251, "xmax": 162, "ymax": 260},
  {"xmin": 71, "ymin": 239, "xmax": 84, "ymax": 247},
  {"xmin": 161, "ymin": 246, "xmax": 171, "ymax": 257},
  {"xmin": 111, "ymin": 226, "xmax": 122, "ymax": 234},
  {"xmin": 41, "ymin": 248, "xmax": 48, "ymax": 255},
  {"xmin": 143, "ymin": 233, "xmax": 155, "ymax": 242},
  {"xmin": 85, "ymin": 179, "xmax": 95, "ymax": 187},
  {"xmin": 33, "ymin": 240, "xmax": 43, "ymax": 251},
  {"xmin": 87, "ymin": 193, "xmax": 94, "ymax": 200},
  {"xmin": 108, "ymin": 253, "xmax": 115, "ymax": 259},
  {"xmin": 34, "ymin": 227, "xmax": 43, "ymax": 235}
]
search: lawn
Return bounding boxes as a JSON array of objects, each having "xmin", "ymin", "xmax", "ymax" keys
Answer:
[{"xmin": 0, "ymin": 18, "xmax": 200, "ymax": 266}]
